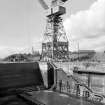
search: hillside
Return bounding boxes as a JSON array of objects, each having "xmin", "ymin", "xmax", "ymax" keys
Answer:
[{"xmin": 3, "ymin": 53, "xmax": 41, "ymax": 62}]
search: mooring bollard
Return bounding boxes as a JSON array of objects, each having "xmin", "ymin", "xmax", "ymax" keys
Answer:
[
  {"xmin": 59, "ymin": 80, "xmax": 62, "ymax": 92},
  {"xmin": 76, "ymin": 84, "xmax": 80, "ymax": 96}
]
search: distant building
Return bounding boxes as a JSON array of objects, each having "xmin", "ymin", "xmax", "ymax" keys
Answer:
[{"xmin": 69, "ymin": 50, "xmax": 96, "ymax": 61}]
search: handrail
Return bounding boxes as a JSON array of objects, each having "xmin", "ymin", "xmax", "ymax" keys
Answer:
[{"xmin": 48, "ymin": 61, "xmax": 104, "ymax": 102}]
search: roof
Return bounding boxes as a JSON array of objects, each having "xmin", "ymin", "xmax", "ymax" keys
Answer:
[
  {"xmin": 73, "ymin": 68, "xmax": 105, "ymax": 75},
  {"xmin": 72, "ymin": 50, "xmax": 95, "ymax": 54}
]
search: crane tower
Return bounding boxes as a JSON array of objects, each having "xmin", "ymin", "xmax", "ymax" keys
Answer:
[{"xmin": 39, "ymin": 0, "xmax": 69, "ymax": 61}]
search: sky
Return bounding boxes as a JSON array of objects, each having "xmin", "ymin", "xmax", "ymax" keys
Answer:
[{"xmin": 0, "ymin": 0, "xmax": 104, "ymax": 58}]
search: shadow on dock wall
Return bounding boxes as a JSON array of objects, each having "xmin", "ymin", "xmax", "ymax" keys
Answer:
[{"xmin": 0, "ymin": 62, "xmax": 44, "ymax": 95}]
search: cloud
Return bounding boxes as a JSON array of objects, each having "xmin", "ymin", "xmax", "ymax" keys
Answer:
[
  {"xmin": 0, "ymin": 36, "xmax": 42, "ymax": 58},
  {"xmin": 64, "ymin": 0, "xmax": 105, "ymax": 51}
]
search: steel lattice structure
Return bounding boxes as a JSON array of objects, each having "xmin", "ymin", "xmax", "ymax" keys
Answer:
[{"xmin": 41, "ymin": 6, "xmax": 69, "ymax": 61}]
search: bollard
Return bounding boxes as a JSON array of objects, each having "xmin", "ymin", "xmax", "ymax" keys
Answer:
[
  {"xmin": 59, "ymin": 80, "xmax": 62, "ymax": 92},
  {"xmin": 76, "ymin": 84, "xmax": 80, "ymax": 96},
  {"xmin": 66, "ymin": 81, "xmax": 68, "ymax": 92}
]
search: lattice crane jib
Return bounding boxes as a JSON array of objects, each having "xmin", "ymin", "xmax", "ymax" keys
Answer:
[{"xmin": 38, "ymin": 0, "xmax": 69, "ymax": 61}]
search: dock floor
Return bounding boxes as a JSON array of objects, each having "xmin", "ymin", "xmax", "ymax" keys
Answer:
[{"xmin": 20, "ymin": 90, "xmax": 104, "ymax": 105}]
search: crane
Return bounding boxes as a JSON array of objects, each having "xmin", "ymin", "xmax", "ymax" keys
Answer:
[
  {"xmin": 38, "ymin": 0, "xmax": 69, "ymax": 61},
  {"xmin": 38, "ymin": 0, "xmax": 68, "ymax": 15},
  {"xmin": 38, "ymin": 0, "xmax": 68, "ymax": 9}
]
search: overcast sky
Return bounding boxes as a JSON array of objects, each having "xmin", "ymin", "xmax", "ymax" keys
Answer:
[{"xmin": 0, "ymin": 0, "xmax": 104, "ymax": 58}]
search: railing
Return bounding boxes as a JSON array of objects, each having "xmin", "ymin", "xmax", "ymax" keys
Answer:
[
  {"xmin": 56, "ymin": 78, "xmax": 104, "ymax": 103},
  {"xmin": 48, "ymin": 61, "xmax": 105, "ymax": 103}
]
